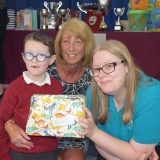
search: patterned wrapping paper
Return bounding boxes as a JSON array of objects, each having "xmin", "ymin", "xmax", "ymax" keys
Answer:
[{"xmin": 26, "ymin": 94, "xmax": 85, "ymax": 138}]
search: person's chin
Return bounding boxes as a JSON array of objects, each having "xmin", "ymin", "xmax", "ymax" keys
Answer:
[{"xmin": 101, "ymin": 87, "xmax": 112, "ymax": 95}]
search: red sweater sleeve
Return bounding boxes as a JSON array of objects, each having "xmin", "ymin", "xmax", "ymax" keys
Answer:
[
  {"xmin": 0, "ymin": 76, "xmax": 63, "ymax": 159},
  {"xmin": 0, "ymin": 120, "xmax": 12, "ymax": 160},
  {"xmin": 0, "ymin": 83, "xmax": 17, "ymax": 160}
]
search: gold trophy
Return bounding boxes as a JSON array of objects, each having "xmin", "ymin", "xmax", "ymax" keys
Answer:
[{"xmin": 98, "ymin": 0, "xmax": 110, "ymax": 31}]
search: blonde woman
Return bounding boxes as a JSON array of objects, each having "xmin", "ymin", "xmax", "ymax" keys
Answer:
[{"xmin": 78, "ymin": 40, "xmax": 160, "ymax": 160}]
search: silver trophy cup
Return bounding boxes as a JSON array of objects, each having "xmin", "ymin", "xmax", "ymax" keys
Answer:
[
  {"xmin": 77, "ymin": 3, "xmax": 99, "ymax": 14},
  {"xmin": 40, "ymin": 9, "xmax": 50, "ymax": 29},
  {"xmin": 98, "ymin": 0, "xmax": 110, "ymax": 31},
  {"xmin": 114, "ymin": 8, "xmax": 125, "ymax": 31},
  {"xmin": 44, "ymin": 1, "xmax": 62, "ymax": 29},
  {"xmin": 58, "ymin": 8, "xmax": 70, "ymax": 29}
]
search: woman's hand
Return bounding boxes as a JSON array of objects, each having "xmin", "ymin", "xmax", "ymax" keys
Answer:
[
  {"xmin": 5, "ymin": 120, "xmax": 34, "ymax": 149},
  {"xmin": 78, "ymin": 107, "xmax": 98, "ymax": 139},
  {"xmin": 138, "ymin": 149, "xmax": 159, "ymax": 160},
  {"xmin": 149, "ymin": 149, "xmax": 159, "ymax": 160}
]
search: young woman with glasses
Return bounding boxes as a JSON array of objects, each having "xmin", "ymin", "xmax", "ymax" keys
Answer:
[{"xmin": 78, "ymin": 40, "xmax": 160, "ymax": 160}]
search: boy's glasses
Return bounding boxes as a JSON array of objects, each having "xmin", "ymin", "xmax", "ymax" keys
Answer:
[
  {"xmin": 90, "ymin": 60, "xmax": 126, "ymax": 77},
  {"xmin": 22, "ymin": 52, "xmax": 52, "ymax": 62}
]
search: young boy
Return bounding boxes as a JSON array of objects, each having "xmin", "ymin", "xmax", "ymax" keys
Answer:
[{"xmin": 0, "ymin": 31, "xmax": 63, "ymax": 160}]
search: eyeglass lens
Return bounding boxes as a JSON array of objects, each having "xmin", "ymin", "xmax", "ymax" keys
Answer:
[
  {"xmin": 91, "ymin": 63, "xmax": 115, "ymax": 77},
  {"xmin": 23, "ymin": 52, "xmax": 48, "ymax": 62},
  {"xmin": 90, "ymin": 61, "xmax": 125, "ymax": 77}
]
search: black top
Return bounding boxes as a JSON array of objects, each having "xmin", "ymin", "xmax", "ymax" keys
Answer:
[
  {"xmin": 47, "ymin": 62, "xmax": 91, "ymax": 95},
  {"xmin": 0, "ymin": 0, "xmax": 6, "ymax": 9}
]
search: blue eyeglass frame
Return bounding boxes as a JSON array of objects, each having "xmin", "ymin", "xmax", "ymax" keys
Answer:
[{"xmin": 22, "ymin": 52, "xmax": 52, "ymax": 62}]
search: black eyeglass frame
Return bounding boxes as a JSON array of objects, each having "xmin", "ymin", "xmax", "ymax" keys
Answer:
[
  {"xmin": 22, "ymin": 52, "xmax": 52, "ymax": 62},
  {"xmin": 90, "ymin": 60, "xmax": 126, "ymax": 77}
]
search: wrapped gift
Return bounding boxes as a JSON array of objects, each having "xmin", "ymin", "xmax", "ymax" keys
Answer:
[
  {"xmin": 26, "ymin": 94, "xmax": 85, "ymax": 138},
  {"xmin": 16, "ymin": 9, "xmax": 37, "ymax": 30}
]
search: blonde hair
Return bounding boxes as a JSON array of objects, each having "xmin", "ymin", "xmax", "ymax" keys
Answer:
[
  {"xmin": 55, "ymin": 18, "xmax": 96, "ymax": 66},
  {"xmin": 90, "ymin": 40, "xmax": 144, "ymax": 124}
]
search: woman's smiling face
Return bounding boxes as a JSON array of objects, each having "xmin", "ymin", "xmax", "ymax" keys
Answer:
[
  {"xmin": 61, "ymin": 33, "xmax": 85, "ymax": 66},
  {"xmin": 93, "ymin": 50, "xmax": 128, "ymax": 96}
]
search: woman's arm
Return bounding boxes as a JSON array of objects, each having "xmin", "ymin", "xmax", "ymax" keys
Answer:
[
  {"xmin": 96, "ymin": 146, "xmax": 159, "ymax": 160},
  {"xmin": 5, "ymin": 120, "xmax": 34, "ymax": 149},
  {"xmin": 78, "ymin": 107, "xmax": 157, "ymax": 160}
]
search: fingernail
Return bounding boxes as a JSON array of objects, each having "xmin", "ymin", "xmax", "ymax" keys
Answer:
[{"xmin": 31, "ymin": 144, "xmax": 34, "ymax": 147}]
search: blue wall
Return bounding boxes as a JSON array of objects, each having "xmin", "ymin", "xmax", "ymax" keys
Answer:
[{"xmin": 5, "ymin": 0, "xmax": 129, "ymax": 31}]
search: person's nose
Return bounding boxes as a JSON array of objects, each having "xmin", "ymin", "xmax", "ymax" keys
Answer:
[{"xmin": 68, "ymin": 42, "xmax": 74, "ymax": 51}]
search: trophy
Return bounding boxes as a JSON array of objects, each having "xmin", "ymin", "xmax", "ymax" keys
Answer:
[
  {"xmin": 39, "ymin": 9, "xmax": 50, "ymax": 29},
  {"xmin": 98, "ymin": 0, "xmax": 110, "ymax": 31},
  {"xmin": 77, "ymin": 3, "xmax": 99, "ymax": 13},
  {"xmin": 77, "ymin": 2, "xmax": 103, "ymax": 32},
  {"xmin": 58, "ymin": 8, "xmax": 70, "ymax": 29},
  {"xmin": 114, "ymin": 8, "xmax": 125, "ymax": 31},
  {"xmin": 44, "ymin": 1, "xmax": 62, "ymax": 29}
]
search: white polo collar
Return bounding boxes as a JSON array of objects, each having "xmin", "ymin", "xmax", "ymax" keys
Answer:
[{"xmin": 23, "ymin": 71, "xmax": 51, "ymax": 86}]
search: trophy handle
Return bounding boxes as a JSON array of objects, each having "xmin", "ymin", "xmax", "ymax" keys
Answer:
[
  {"xmin": 66, "ymin": 8, "xmax": 70, "ymax": 17},
  {"xmin": 77, "ymin": 2, "xmax": 87, "ymax": 14},
  {"xmin": 122, "ymin": 7, "xmax": 125, "ymax": 15},
  {"xmin": 57, "ymin": 1, "xmax": 62, "ymax": 12},
  {"xmin": 44, "ymin": 2, "xmax": 50, "ymax": 13},
  {"xmin": 114, "ymin": 8, "xmax": 117, "ymax": 16}
]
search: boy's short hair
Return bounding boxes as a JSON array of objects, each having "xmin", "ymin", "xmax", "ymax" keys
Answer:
[{"xmin": 23, "ymin": 31, "xmax": 54, "ymax": 55}]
